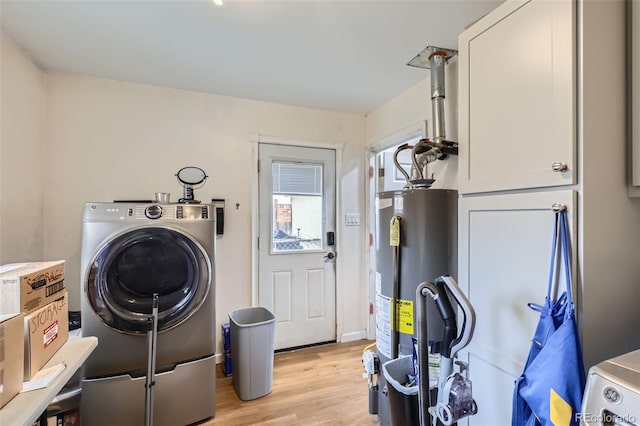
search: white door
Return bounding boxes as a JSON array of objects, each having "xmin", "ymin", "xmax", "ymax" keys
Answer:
[
  {"xmin": 458, "ymin": 0, "xmax": 576, "ymax": 194},
  {"xmin": 458, "ymin": 190, "xmax": 576, "ymax": 423},
  {"xmin": 258, "ymin": 143, "xmax": 336, "ymax": 350}
]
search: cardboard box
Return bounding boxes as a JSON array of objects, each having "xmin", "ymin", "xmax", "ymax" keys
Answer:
[
  {"xmin": 0, "ymin": 313, "xmax": 24, "ymax": 408},
  {"xmin": 0, "ymin": 261, "xmax": 65, "ymax": 315},
  {"xmin": 24, "ymin": 292, "xmax": 69, "ymax": 379}
]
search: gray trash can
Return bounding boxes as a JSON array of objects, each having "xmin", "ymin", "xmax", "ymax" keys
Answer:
[
  {"xmin": 228, "ymin": 307, "xmax": 276, "ymax": 401},
  {"xmin": 382, "ymin": 355, "xmax": 419, "ymax": 426}
]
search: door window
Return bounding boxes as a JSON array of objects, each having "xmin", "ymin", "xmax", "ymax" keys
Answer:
[{"xmin": 271, "ymin": 162, "xmax": 323, "ymax": 253}]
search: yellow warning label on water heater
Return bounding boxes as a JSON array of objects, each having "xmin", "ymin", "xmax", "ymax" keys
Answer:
[
  {"xmin": 390, "ymin": 216, "xmax": 400, "ymax": 247},
  {"xmin": 391, "ymin": 299, "xmax": 414, "ymax": 335}
]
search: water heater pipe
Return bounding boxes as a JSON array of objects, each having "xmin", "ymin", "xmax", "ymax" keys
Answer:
[
  {"xmin": 411, "ymin": 140, "xmax": 443, "ymax": 180},
  {"xmin": 391, "ymin": 216, "xmax": 402, "ymax": 359},
  {"xmin": 393, "ymin": 143, "xmax": 413, "ymax": 188}
]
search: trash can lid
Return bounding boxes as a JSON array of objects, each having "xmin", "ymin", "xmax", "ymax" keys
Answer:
[{"xmin": 229, "ymin": 306, "xmax": 275, "ymax": 327}]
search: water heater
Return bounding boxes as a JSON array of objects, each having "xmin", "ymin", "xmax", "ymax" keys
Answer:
[{"xmin": 375, "ymin": 188, "xmax": 457, "ymax": 426}]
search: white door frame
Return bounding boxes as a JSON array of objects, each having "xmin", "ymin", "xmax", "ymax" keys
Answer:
[
  {"xmin": 249, "ymin": 133, "xmax": 345, "ymax": 342},
  {"xmin": 364, "ymin": 121, "xmax": 427, "ymax": 340}
]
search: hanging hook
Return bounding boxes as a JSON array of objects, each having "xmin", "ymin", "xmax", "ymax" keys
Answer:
[{"xmin": 551, "ymin": 203, "xmax": 567, "ymax": 212}]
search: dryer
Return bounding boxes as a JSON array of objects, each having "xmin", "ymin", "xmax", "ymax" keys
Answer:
[
  {"xmin": 581, "ymin": 349, "xmax": 640, "ymax": 425},
  {"xmin": 80, "ymin": 202, "xmax": 216, "ymax": 426}
]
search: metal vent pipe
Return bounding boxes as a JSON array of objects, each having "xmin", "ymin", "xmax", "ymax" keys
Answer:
[
  {"xmin": 407, "ymin": 46, "xmax": 457, "ymax": 147},
  {"xmin": 430, "ymin": 51, "xmax": 448, "ymax": 143}
]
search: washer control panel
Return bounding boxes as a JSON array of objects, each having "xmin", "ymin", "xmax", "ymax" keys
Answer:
[
  {"xmin": 145, "ymin": 205, "xmax": 163, "ymax": 219},
  {"xmin": 83, "ymin": 203, "xmax": 212, "ymax": 221},
  {"xmin": 176, "ymin": 205, "xmax": 209, "ymax": 220}
]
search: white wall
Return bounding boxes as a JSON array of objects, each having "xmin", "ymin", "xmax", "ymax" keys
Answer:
[
  {"xmin": 0, "ymin": 27, "xmax": 374, "ymax": 358},
  {"xmin": 1, "ymin": 24, "xmax": 465, "ymax": 358},
  {"xmin": 0, "ymin": 32, "xmax": 45, "ymax": 264},
  {"xmin": 579, "ymin": 0, "xmax": 640, "ymax": 366},
  {"xmin": 42, "ymin": 74, "xmax": 367, "ymax": 353},
  {"xmin": 366, "ymin": 80, "xmax": 429, "ymax": 150},
  {"xmin": 44, "ymin": 75, "xmax": 365, "ymax": 352}
]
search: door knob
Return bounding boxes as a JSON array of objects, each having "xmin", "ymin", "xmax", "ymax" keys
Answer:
[{"xmin": 323, "ymin": 252, "xmax": 335, "ymax": 260}]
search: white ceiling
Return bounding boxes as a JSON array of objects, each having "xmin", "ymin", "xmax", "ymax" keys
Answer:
[{"xmin": 0, "ymin": 0, "xmax": 502, "ymax": 114}]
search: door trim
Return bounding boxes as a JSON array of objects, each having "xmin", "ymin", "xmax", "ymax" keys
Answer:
[
  {"xmin": 364, "ymin": 123, "xmax": 426, "ymax": 340},
  {"xmin": 249, "ymin": 133, "xmax": 345, "ymax": 342}
]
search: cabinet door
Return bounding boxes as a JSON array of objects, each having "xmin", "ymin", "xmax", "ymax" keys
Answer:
[
  {"xmin": 458, "ymin": 0, "xmax": 576, "ymax": 194},
  {"xmin": 458, "ymin": 190, "xmax": 576, "ymax": 423}
]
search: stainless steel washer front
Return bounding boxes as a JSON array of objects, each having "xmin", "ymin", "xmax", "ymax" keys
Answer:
[
  {"xmin": 80, "ymin": 202, "xmax": 216, "ymax": 425},
  {"xmin": 86, "ymin": 226, "xmax": 210, "ymax": 334}
]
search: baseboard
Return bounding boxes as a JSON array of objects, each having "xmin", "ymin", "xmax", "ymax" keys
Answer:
[
  {"xmin": 214, "ymin": 332, "xmax": 369, "ymax": 362},
  {"xmin": 340, "ymin": 331, "xmax": 367, "ymax": 342}
]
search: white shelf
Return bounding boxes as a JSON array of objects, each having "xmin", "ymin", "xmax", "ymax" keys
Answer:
[{"xmin": 0, "ymin": 336, "xmax": 98, "ymax": 426}]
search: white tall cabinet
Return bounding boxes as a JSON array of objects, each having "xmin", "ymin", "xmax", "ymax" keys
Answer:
[{"xmin": 457, "ymin": 0, "xmax": 640, "ymax": 422}]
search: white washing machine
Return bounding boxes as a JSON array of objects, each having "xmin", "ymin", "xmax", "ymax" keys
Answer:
[
  {"xmin": 80, "ymin": 202, "xmax": 216, "ymax": 426},
  {"xmin": 581, "ymin": 349, "xmax": 640, "ymax": 425}
]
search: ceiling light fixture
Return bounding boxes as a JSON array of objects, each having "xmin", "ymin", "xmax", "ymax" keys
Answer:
[{"xmin": 211, "ymin": 0, "xmax": 223, "ymax": 5}]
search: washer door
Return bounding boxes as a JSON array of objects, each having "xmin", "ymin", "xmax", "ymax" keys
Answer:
[{"xmin": 86, "ymin": 226, "xmax": 211, "ymax": 334}]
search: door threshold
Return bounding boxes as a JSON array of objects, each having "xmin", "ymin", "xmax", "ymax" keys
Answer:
[{"xmin": 275, "ymin": 340, "xmax": 337, "ymax": 354}]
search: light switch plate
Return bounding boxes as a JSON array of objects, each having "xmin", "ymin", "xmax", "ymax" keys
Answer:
[{"xmin": 345, "ymin": 213, "xmax": 360, "ymax": 226}]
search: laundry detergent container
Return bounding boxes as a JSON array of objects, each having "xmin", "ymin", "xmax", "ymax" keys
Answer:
[
  {"xmin": 382, "ymin": 355, "xmax": 419, "ymax": 426},
  {"xmin": 228, "ymin": 307, "xmax": 276, "ymax": 400}
]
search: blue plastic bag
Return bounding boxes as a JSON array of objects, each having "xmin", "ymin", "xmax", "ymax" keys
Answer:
[{"xmin": 512, "ymin": 211, "xmax": 586, "ymax": 426}]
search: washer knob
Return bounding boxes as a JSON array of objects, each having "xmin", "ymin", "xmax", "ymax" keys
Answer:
[{"xmin": 145, "ymin": 205, "xmax": 162, "ymax": 219}]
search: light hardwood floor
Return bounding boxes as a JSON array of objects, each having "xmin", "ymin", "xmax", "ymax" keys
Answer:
[{"xmin": 203, "ymin": 339, "xmax": 379, "ymax": 426}]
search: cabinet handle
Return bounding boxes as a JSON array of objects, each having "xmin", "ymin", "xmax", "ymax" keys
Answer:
[
  {"xmin": 552, "ymin": 162, "xmax": 569, "ymax": 172},
  {"xmin": 552, "ymin": 203, "xmax": 567, "ymax": 212}
]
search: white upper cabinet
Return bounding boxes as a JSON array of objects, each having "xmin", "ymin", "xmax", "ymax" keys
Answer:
[{"xmin": 458, "ymin": 0, "xmax": 576, "ymax": 194}]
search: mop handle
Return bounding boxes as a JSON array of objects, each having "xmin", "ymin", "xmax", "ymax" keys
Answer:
[{"xmin": 145, "ymin": 293, "xmax": 159, "ymax": 426}]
